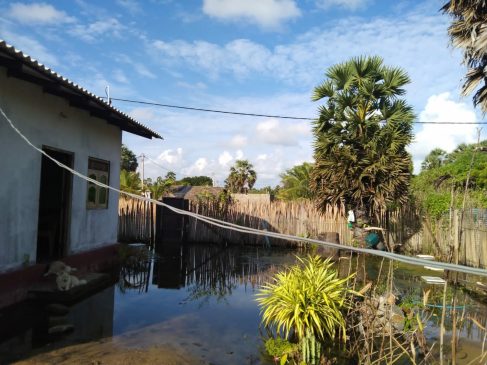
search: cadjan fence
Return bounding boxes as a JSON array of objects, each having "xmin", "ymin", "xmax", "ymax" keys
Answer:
[{"xmin": 118, "ymin": 196, "xmax": 487, "ymax": 269}]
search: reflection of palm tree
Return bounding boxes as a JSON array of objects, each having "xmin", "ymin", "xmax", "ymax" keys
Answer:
[{"xmin": 224, "ymin": 160, "xmax": 257, "ymax": 193}]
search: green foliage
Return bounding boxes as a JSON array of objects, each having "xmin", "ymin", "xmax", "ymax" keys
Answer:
[
  {"xmin": 224, "ymin": 159, "xmax": 257, "ymax": 193},
  {"xmin": 256, "ymin": 255, "xmax": 354, "ymax": 343},
  {"xmin": 277, "ymin": 162, "xmax": 314, "ymax": 201},
  {"xmin": 301, "ymin": 328, "xmax": 322, "ymax": 365},
  {"xmin": 442, "ymin": 1, "xmax": 487, "ymax": 112},
  {"xmin": 121, "ymin": 144, "xmax": 138, "ymax": 172},
  {"xmin": 120, "ymin": 169, "xmax": 141, "ymax": 193},
  {"xmin": 179, "ymin": 175, "xmax": 213, "ymax": 186},
  {"xmin": 264, "ymin": 337, "xmax": 298, "ymax": 362},
  {"xmin": 144, "ymin": 176, "xmax": 174, "ymax": 200},
  {"xmin": 412, "ymin": 140, "xmax": 487, "ymax": 217},
  {"xmin": 311, "ymin": 56, "xmax": 415, "ymax": 215},
  {"xmin": 421, "ymin": 148, "xmax": 447, "ymax": 171}
]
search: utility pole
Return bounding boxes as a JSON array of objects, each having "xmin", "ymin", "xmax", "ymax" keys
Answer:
[{"xmin": 139, "ymin": 153, "xmax": 146, "ymax": 192}]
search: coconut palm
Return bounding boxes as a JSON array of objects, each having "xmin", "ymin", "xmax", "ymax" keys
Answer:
[
  {"xmin": 442, "ymin": 1, "xmax": 487, "ymax": 112},
  {"xmin": 224, "ymin": 160, "xmax": 257, "ymax": 193},
  {"xmin": 120, "ymin": 169, "xmax": 141, "ymax": 194},
  {"xmin": 278, "ymin": 162, "xmax": 314, "ymax": 200},
  {"xmin": 311, "ymin": 56, "xmax": 415, "ymax": 216},
  {"xmin": 421, "ymin": 148, "xmax": 448, "ymax": 171}
]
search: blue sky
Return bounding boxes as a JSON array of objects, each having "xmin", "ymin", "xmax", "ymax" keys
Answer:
[{"xmin": 0, "ymin": 0, "xmax": 483, "ymax": 187}]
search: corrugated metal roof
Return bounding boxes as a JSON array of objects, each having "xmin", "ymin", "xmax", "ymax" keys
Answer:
[{"xmin": 0, "ymin": 39, "xmax": 162, "ymax": 139}]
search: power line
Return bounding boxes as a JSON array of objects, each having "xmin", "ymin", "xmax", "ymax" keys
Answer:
[
  {"xmin": 105, "ymin": 96, "xmax": 487, "ymax": 125},
  {"xmin": 2, "ymin": 105, "xmax": 487, "ymax": 276}
]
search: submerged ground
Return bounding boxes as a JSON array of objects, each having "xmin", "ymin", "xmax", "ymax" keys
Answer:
[{"xmin": 1, "ymin": 243, "xmax": 486, "ymax": 364}]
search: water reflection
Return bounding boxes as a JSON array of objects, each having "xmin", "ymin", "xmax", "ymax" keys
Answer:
[
  {"xmin": 2, "ymin": 243, "xmax": 487, "ymax": 364},
  {"xmin": 0, "ymin": 285, "xmax": 115, "ymax": 364}
]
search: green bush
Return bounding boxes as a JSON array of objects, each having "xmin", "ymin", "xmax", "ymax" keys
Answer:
[{"xmin": 256, "ymin": 255, "xmax": 354, "ymax": 343}]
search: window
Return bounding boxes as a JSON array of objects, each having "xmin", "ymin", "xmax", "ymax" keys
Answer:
[{"xmin": 87, "ymin": 157, "xmax": 110, "ymax": 209}]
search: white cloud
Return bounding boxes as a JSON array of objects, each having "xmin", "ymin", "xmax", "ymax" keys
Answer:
[
  {"xmin": 151, "ymin": 38, "xmax": 271, "ymax": 78},
  {"xmin": 202, "ymin": 0, "xmax": 301, "ymax": 29},
  {"xmin": 115, "ymin": 54, "xmax": 157, "ymax": 79},
  {"xmin": 229, "ymin": 134, "xmax": 248, "ymax": 148},
  {"xmin": 116, "ymin": 0, "xmax": 141, "ymax": 14},
  {"xmin": 1, "ymin": 31, "xmax": 59, "ymax": 66},
  {"xmin": 255, "ymin": 118, "xmax": 310, "ymax": 146},
  {"xmin": 149, "ymin": 8, "xmax": 462, "ymax": 109},
  {"xmin": 8, "ymin": 2, "xmax": 76, "ymax": 25},
  {"xmin": 182, "ymin": 157, "xmax": 209, "ymax": 176},
  {"xmin": 316, "ymin": 0, "xmax": 369, "ymax": 11},
  {"xmin": 235, "ymin": 149, "xmax": 244, "ymax": 160},
  {"xmin": 409, "ymin": 93, "xmax": 479, "ymax": 173},
  {"xmin": 158, "ymin": 148, "xmax": 183, "ymax": 163},
  {"xmin": 218, "ymin": 151, "xmax": 233, "ymax": 166},
  {"xmin": 70, "ymin": 18, "xmax": 125, "ymax": 42},
  {"xmin": 113, "ymin": 69, "xmax": 129, "ymax": 84}
]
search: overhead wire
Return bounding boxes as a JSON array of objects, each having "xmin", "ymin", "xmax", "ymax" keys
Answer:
[
  {"xmin": 104, "ymin": 96, "xmax": 487, "ymax": 125},
  {"xmin": 2, "ymin": 106, "xmax": 487, "ymax": 277}
]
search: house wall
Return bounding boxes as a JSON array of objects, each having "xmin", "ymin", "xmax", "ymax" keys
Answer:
[{"xmin": 0, "ymin": 67, "xmax": 122, "ymax": 271}]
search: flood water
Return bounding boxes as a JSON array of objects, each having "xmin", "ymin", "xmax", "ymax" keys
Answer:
[{"xmin": 1, "ymin": 243, "xmax": 486, "ymax": 364}]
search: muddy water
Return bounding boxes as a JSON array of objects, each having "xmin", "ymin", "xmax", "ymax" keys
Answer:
[{"xmin": 1, "ymin": 244, "xmax": 486, "ymax": 365}]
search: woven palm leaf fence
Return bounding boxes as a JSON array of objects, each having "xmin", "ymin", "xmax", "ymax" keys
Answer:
[{"xmin": 186, "ymin": 198, "xmax": 351, "ymax": 247}]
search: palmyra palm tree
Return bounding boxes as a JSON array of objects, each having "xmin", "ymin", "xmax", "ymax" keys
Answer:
[
  {"xmin": 311, "ymin": 56, "xmax": 415, "ymax": 218},
  {"xmin": 442, "ymin": 0, "xmax": 487, "ymax": 112},
  {"xmin": 224, "ymin": 160, "xmax": 257, "ymax": 193}
]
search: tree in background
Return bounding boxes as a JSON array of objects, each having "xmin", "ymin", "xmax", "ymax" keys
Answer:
[
  {"xmin": 165, "ymin": 171, "xmax": 176, "ymax": 181},
  {"xmin": 442, "ymin": 1, "xmax": 487, "ymax": 112},
  {"xmin": 179, "ymin": 176, "xmax": 213, "ymax": 186},
  {"xmin": 278, "ymin": 162, "xmax": 314, "ymax": 201},
  {"xmin": 121, "ymin": 144, "xmax": 138, "ymax": 172},
  {"xmin": 412, "ymin": 140, "xmax": 487, "ymax": 218},
  {"xmin": 144, "ymin": 176, "xmax": 173, "ymax": 200},
  {"xmin": 311, "ymin": 56, "xmax": 415, "ymax": 218},
  {"xmin": 421, "ymin": 148, "xmax": 448, "ymax": 171},
  {"xmin": 120, "ymin": 169, "xmax": 141, "ymax": 194},
  {"xmin": 225, "ymin": 160, "xmax": 257, "ymax": 193}
]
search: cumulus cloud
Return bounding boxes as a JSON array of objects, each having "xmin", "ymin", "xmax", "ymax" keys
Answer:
[
  {"xmin": 409, "ymin": 93, "xmax": 479, "ymax": 173},
  {"xmin": 182, "ymin": 157, "xmax": 209, "ymax": 175},
  {"xmin": 202, "ymin": 0, "xmax": 301, "ymax": 29},
  {"xmin": 8, "ymin": 2, "xmax": 76, "ymax": 25},
  {"xmin": 316, "ymin": 0, "xmax": 369, "ymax": 10},
  {"xmin": 255, "ymin": 118, "xmax": 310, "ymax": 146},
  {"xmin": 149, "ymin": 7, "xmax": 462, "ymax": 108},
  {"xmin": 218, "ymin": 151, "xmax": 233, "ymax": 166}
]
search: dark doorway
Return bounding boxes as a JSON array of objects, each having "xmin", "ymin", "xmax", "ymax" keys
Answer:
[{"xmin": 36, "ymin": 147, "xmax": 73, "ymax": 263}]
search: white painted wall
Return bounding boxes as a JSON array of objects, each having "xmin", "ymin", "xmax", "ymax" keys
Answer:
[{"xmin": 0, "ymin": 67, "xmax": 122, "ymax": 271}]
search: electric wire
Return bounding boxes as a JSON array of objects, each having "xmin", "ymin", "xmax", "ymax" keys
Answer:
[
  {"xmin": 2, "ymin": 106, "xmax": 487, "ymax": 277},
  {"xmin": 105, "ymin": 96, "xmax": 487, "ymax": 125}
]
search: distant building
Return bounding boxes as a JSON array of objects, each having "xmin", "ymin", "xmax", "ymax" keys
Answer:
[{"xmin": 0, "ymin": 40, "xmax": 161, "ymax": 274}]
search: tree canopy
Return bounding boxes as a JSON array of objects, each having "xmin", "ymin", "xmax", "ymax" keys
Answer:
[
  {"xmin": 277, "ymin": 162, "xmax": 314, "ymax": 201},
  {"xmin": 121, "ymin": 144, "xmax": 138, "ymax": 172},
  {"xmin": 179, "ymin": 176, "xmax": 213, "ymax": 186},
  {"xmin": 442, "ymin": 1, "xmax": 487, "ymax": 112},
  {"xmin": 224, "ymin": 160, "xmax": 257, "ymax": 193},
  {"xmin": 412, "ymin": 140, "xmax": 487, "ymax": 217},
  {"xmin": 311, "ymin": 56, "xmax": 415, "ymax": 215}
]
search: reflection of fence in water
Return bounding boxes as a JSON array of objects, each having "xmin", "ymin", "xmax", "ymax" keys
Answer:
[
  {"xmin": 183, "ymin": 245, "xmax": 279, "ymax": 299},
  {"xmin": 118, "ymin": 256, "xmax": 151, "ymax": 293}
]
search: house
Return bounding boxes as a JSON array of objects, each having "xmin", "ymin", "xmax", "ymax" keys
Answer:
[{"xmin": 0, "ymin": 40, "xmax": 161, "ymax": 295}]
